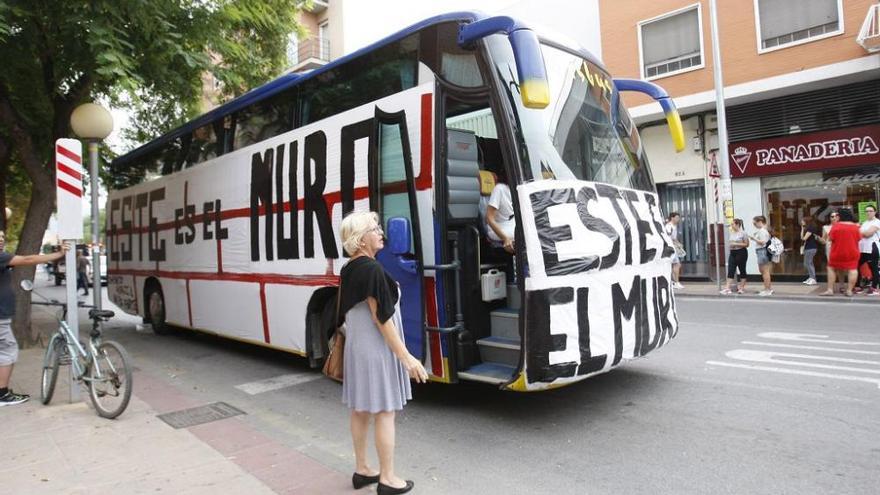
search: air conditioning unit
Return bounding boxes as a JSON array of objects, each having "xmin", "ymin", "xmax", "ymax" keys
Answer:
[
  {"xmin": 706, "ymin": 130, "xmax": 719, "ymax": 151},
  {"xmin": 705, "ymin": 114, "xmax": 718, "ymax": 132}
]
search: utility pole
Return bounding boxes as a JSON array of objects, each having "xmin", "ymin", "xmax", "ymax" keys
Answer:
[{"xmin": 709, "ymin": 0, "xmax": 732, "ymax": 285}]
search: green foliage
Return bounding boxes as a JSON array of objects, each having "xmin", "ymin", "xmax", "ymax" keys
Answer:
[{"xmin": 0, "ymin": 0, "xmax": 306, "ymax": 181}]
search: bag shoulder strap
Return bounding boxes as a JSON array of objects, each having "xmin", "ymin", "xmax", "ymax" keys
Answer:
[{"xmin": 335, "ymin": 277, "xmax": 343, "ymax": 325}]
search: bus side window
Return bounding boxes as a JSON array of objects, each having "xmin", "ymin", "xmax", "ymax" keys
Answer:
[
  {"xmin": 377, "ymin": 120, "xmax": 415, "ymax": 253},
  {"xmin": 160, "ymin": 137, "xmax": 184, "ymax": 175},
  {"xmin": 182, "ymin": 124, "xmax": 218, "ymax": 169},
  {"xmin": 233, "ymin": 91, "xmax": 294, "ymax": 150},
  {"xmin": 299, "ymin": 35, "xmax": 418, "ymax": 127}
]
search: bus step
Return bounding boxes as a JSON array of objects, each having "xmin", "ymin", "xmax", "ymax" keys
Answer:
[
  {"xmin": 490, "ymin": 308, "xmax": 519, "ymax": 340},
  {"xmin": 458, "ymin": 362, "xmax": 517, "ymax": 385},
  {"xmin": 476, "ymin": 336, "xmax": 520, "ymax": 367},
  {"xmin": 507, "ymin": 284, "xmax": 521, "ymax": 310}
]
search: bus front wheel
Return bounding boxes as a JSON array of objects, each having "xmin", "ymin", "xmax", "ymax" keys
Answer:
[{"xmin": 145, "ymin": 284, "xmax": 171, "ymax": 335}]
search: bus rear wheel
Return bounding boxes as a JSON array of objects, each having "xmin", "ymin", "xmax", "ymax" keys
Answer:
[{"xmin": 145, "ymin": 284, "xmax": 172, "ymax": 335}]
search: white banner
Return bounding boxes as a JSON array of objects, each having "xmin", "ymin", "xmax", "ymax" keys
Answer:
[
  {"xmin": 511, "ymin": 179, "xmax": 679, "ymax": 391},
  {"xmin": 55, "ymin": 139, "xmax": 84, "ymax": 240}
]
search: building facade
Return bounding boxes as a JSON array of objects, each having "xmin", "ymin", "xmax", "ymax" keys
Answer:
[{"xmin": 599, "ymin": 0, "xmax": 880, "ymax": 280}]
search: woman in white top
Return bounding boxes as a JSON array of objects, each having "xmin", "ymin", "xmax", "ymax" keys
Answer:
[
  {"xmin": 748, "ymin": 215, "xmax": 773, "ymax": 296},
  {"xmin": 485, "ymin": 169, "xmax": 516, "ymax": 254},
  {"xmin": 858, "ymin": 204, "xmax": 880, "ymax": 295}
]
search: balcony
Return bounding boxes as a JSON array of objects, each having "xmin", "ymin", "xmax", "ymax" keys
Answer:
[
  {"xmin": 304, "ymin": 0, "xmax": 328, "ymax": 14},
  {"xmin": 857, "ymin": 3, "xmax": 880, "ymax": 52},
  {"xmin": 287, "ymin": 37, "xmax": 330, "ymax": 73}
]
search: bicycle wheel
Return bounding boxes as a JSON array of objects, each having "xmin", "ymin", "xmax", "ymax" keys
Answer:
[
  {"xmin": 41, "ymin": 334, "xmax": 64, "ymax": 405},
  {"xmin": 87, "ymin": 341, "xmax": 133, "ymax": 419}
]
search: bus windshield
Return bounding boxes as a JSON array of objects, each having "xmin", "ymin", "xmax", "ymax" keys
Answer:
[{"xmin": 487, "ymin": 36, "xmax": 654, "ymax": 192}]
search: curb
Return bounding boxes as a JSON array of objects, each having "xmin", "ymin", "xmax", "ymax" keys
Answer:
[{"xmin": 676, "ymin": 292, "xmax": 880, "ymax": 304}]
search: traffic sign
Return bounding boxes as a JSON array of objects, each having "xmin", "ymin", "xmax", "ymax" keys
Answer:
[{"xmin": 55, "ymin": 138, "xmax": 83, "ymax": 239}]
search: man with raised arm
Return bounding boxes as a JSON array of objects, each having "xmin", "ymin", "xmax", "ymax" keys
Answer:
[{"xmin": 0, "ymin": 231, "xmax": 68, "ymax": 406}]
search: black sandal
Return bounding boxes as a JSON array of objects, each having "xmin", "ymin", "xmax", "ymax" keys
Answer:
[
  {"xmin": 352, "ymin": 472, "xmax": 380, "ymax": 489},
  {"xmin": 377, "ymin": 480, "xmax": 414, "ymax": 494}
]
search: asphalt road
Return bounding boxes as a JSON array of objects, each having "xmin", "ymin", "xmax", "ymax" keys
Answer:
[{"xmin": 30, "ymin": 279, "xmax": 880, "ymax": 494}]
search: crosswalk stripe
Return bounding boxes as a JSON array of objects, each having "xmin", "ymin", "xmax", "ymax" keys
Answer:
[
  {"xmin": 741, "ymin": 341, "xmax": 880, "ymax": 355},
  {"xmin": 706, "ymin": 361, "xmax": 880, "ymax": 388},
  {"xmin": 235, "ymin": 373, "xmax": 323, "ymax": 395}
]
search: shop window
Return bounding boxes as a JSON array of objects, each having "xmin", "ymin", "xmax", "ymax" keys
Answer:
[
  {"xmin": 756, "ymin": 0, "xmax": 843, "ymax": 52},
  {"xmin": 638, "ymin": 4, "xmax": 704, "ymax": 80},
  {"xmin": 764, "ymin": 170, "xmax": 880, "ymax": 276}
]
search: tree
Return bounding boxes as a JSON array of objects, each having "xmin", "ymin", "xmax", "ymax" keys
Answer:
[{"xmin": 0, "ymin": 0, "xmax": 306, "ymax": 347}]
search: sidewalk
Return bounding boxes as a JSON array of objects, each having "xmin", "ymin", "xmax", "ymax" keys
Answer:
[
  {"xmin": 675, "ymin": 280, "xmax": 880, "ymax": 304},
  {"xmin": 0, "ymin": 310, "xmax": 350, "ymax": 495}
]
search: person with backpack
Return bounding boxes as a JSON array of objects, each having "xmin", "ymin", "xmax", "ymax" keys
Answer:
[
  {"xmin": 749, "ymin": 215, "xmax": 774, "ymax": 296},
  {"xmin": 821, "ymin": 208, "xmax": 862, "ymax": 297}
]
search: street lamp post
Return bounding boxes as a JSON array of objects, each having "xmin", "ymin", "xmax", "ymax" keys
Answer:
[
  {"xmin": 709, "ymin": 0, "xmax": 733, "ymax": 289},
  {"xmin": 70, "ymin": 103, "xmax": 113, "ymax": 312}
]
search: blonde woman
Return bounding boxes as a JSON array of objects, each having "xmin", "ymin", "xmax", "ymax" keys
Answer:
[{"xmin": 337, "ymin": 211, "xmax": 428, "ymax": 495}]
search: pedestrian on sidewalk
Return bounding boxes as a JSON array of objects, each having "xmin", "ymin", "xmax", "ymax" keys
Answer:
[
  {"xmin": 749, "ymin": 216, "xmax": 773, "ymax": 296},
  {"xmin": 857, "ymin": 204, "xmax": 880, "ymax": 296},
  {"xmin": 820, "ymin": 211, "xmax": 845, "ymax": 293},
  {"xmin": 800, "ymin": 216, "xmax": 820, "ymax": 286},
  {"xmin": 337, "ymin": 211, "xmax": 428, "ymax": 495},
  {"xmin": 665, "ymin": 212, "xmax": 685, "ymax": 290},
  {"xmin": 0, "ymin": 231, "xmax": 68, "ymax": 407},
  {"xmin": 721, "ymin": 219, "xmax": 749, "ymax": 295},
  {"xmin": 821, "ymin": 209, "xmax": 861, "ymax": 297},
  {"xmin": 76, "ymin": 248, "xmax": 90, "ymax": 296}
]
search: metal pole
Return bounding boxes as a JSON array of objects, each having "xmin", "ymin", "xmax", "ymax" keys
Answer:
[
  {"xmin": 88, "ymin": 141, "xmax": 101, "ymax": 311},
  {"xmin": 64, "ymin": 242, "xmax": 80, "ymax": 402},
  {"xmin": 709, "ymin": 0, "xmax": 732, "ymax": 273}
]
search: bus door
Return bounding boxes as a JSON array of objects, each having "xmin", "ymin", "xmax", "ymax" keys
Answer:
[
  {"xmin": 371, "ymin": 110, "xmax": 426, "ymax": 360},
  {"xmin": 439, "ymin": 85, "xmax": 522, "ymax": 382}
]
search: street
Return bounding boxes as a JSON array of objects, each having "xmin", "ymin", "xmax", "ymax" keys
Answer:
[{"xmin": 17, "ymin": 279, "xmax": 879, "ymax": 495}]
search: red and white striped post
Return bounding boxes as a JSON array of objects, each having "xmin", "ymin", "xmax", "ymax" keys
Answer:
[{"xmin": 55, "ymin": 138, "xmax": 84, "ymax": 402}]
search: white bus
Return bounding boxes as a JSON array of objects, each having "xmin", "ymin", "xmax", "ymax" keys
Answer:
[{"xmin": 107, "ymin": 12, "xmax": 686, "ymax": 391}]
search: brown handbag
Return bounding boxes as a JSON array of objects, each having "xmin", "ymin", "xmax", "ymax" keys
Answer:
[{"xmin": 322, "ymin": 283, "xmax": 345, "ymax": 382}]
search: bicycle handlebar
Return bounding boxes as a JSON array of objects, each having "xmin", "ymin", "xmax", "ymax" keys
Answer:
[{"xmin": 32, "ymin": 301, "xmax": 95, "ymax": 309}]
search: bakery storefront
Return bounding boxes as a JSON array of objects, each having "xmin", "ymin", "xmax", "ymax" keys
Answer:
[{"xmin": 729, "ymin": 124, "xmax": 880, "ymax": 278}]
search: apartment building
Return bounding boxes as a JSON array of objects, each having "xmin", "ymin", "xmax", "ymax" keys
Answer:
[{"xmin": 599, "ymin": 0, "xmax": 880, "ymax": 280}]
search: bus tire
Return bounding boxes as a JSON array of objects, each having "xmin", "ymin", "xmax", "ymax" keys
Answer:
[{"xmin": 144, "ymin": 282, "xmax": 172, "ymax": 335}]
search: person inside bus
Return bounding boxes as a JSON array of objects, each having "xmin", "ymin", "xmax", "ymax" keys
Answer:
[
  {"xmin": 337, "ymin": 211, "xmax": 428, "ymax": 494},
  {"xmin": 484, "ymin": 166, "xmax": 515, "ymax": 254}
]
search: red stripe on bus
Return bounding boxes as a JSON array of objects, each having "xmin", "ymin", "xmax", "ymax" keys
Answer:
[
  {"xmin": 259, "ymin": 283, "xmax": 271, "ymax": 344},
  {"xmin": 417, "ymin": 93, "xmax": 432, "ymax": 190},
  {"xmin": 425, "ymin": 278, "xmax": 443, "ymax": 377},
  {"xmin": 186, "ymin": 279, "xmax": 193, "ymax": 327},
  {"xmin": 111, "ymin": 186, "xmax": 373, "ymax": 236},
  {"xmin": 57, "ymin": 179, "xmax": 82, "ymax": 197},
  {"xmin": 57, "ymin": 162, "xmax": 82, "ymax": 181},
  {"xmin": 107, "ymin": 268, "xmax": 338, "ymax": 287},
  {"xmin": 56, "ymin": 145, "xmax": 81, "ymax": 164}
]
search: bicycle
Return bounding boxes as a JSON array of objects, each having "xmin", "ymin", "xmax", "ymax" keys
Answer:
[{"xmin": 22, "ymin": 280, "xmax": 133, "ymax": 419}]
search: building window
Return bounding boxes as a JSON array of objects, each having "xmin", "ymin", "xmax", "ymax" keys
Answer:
[
  {"xmin": 638, "ymin": 4, "xmax": 704, "ymax": 80},
  {"xmin": 318, "ymin": 21, "xmax": 329, "ymax": 60},
  {"xmin": 755, "ymin": 0, "xmax": 843, "ymax": 52}
]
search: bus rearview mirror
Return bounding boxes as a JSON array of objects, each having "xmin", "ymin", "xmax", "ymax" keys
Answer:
[
  {"xmin": 386, "ymin": 217, "xmax": 412, "ymax": 256},
  {"xmin": 613, "ymin": 78, "xmax": 686, "ymax": 153},
  {"xmin": 459, "ymin": 16, "xmax": 550, "ymax": 109}
]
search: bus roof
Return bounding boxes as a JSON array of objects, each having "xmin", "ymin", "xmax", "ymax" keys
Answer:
[{"xmin": 113, "ymin": 10, "xmax": 606, "ymax": 169}]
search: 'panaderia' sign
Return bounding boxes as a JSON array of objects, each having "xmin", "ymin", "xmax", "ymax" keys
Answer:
[
  {"xmin": 508, "ymin": 179, "xmax": 678, "ymax": 391},
  {"xmin": 729, "ymin": 124, "xmax": 880, "ymax": 178}
]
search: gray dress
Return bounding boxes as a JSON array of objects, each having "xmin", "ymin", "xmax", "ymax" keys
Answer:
[{"xmin": 341, "ymin": 292, "xmax": 412, "ymax": 413}]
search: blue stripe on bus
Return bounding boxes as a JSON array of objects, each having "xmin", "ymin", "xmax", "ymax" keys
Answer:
[{"xmin": 114, "ymin": 10, "xmax": 609, "ymax": 168}]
